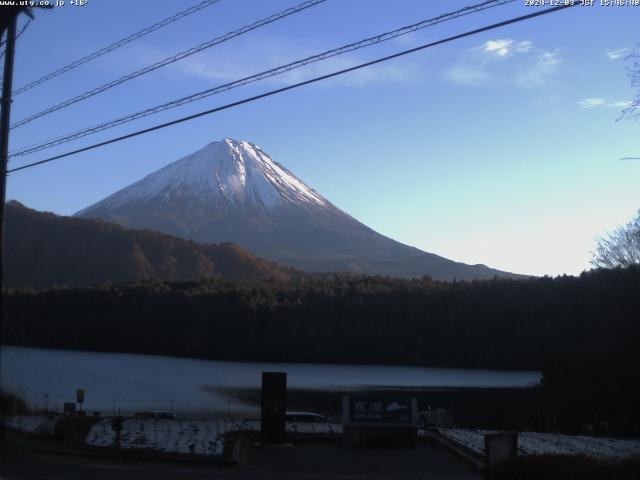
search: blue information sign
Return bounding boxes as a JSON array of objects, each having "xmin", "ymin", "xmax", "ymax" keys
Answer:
[{"xmin": 348, "ymin": 396, "xmax": 413, "ymax": 424}]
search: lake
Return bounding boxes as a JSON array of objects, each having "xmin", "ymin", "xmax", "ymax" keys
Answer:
[{"xmin": 1, "ymin": 346, "xmax": 541, "ymax": 417}]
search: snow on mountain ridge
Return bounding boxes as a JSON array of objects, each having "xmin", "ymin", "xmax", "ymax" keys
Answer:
[
  {"xmin": 77, "ymin": 138, "xmax": 326, "ymax": 214},
  {"xmin": 75, "ymin": 138, "xmax": 527, "ymax": 280}
]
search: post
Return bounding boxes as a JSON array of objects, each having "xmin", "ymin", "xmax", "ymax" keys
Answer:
[
  {"xmin": 260, "ymin": 371, "xmax": 287, "ymax": 444},
  {"xmin": 112, "ymin": 416, "xmax": 123, "ymax": 452},
  {"xmin": 76, "ymin": 388, "xmax": 85, "ymax": 414},
  {"xmin": 484, "ymin": 432, "xmax": 518, "ymax": 480}
]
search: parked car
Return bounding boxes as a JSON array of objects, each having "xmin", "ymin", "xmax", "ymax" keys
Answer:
[{"xmin": 285, "ymin": 411, "xmax": 327, "ymax": 423}]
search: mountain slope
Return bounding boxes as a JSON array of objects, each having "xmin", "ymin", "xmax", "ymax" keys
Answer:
[
  {"xmin": 77, "ymin": 138, "xmax": 524, "ymax": 280},
  {"xmin": 4, "ymin": 201, "xmax": 300, "ymax": 289}
]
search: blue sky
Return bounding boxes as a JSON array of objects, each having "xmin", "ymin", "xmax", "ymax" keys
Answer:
[{"xmin": 6, "ymin": 0, "xmax": 639, "ymax": 276}]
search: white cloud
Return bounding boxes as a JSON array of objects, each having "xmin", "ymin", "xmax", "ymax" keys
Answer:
[
  {"xmin": 576, "ymin": 98, "xmax": 606, "ymax": 108},
  {"xmin": 176, "ymin": 59, "xmax": 238, "ymax": 82},
  {"xmin": 446, "ymin": 66, "xmax": 491, "ymax": 86},
  {"xmin": 447, "ymin": 39, "xmax": 560, "ymax": 89},
  {"xmin": 575, "ymin": 98, "xmax": 631, "ymax": 110},
  {"xmin": 515, "ymin": 51, "xmax": 561, "ymax": 88},
  {"xmin": 539, "ymin": 51, "xmax": 560, "ymax": 66},
  {"xmin": 608, "ymin": 100, "xmax": 631, "ymax": 109},
  {"xmin": 168, "ymin": 34, "xmax": 420, "ymax": 89},
  {"xmin": 483, "ymin": 39, "xmax": 512, "ymax": 57},
  {"xmin": 480, "ymin": 39, "xmax": 532, "ymax": 57},
  {"xmin": 606, "ymin": 48, "xmax": 630, "ymax": 60},
  {"xmin": 179, "ymin": 55, "xmax": 420, "ymax": 89}
]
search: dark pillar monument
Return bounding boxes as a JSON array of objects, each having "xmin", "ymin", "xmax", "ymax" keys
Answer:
[
  {"xmin": 484, "ymin": 431, "xmax": 518, "ymax": 479},
  {"xmin": 261, "ymin": 371, "xmax": 287, "ymax": 444}
]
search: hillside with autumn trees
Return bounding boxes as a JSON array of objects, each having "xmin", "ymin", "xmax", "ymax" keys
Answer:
[{"xmin": 3, "ymin": 201, "xmax": 302, "ymax": 288}]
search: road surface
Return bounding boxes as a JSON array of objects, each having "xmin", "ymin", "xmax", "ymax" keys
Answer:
[{"xmin": 0, "ymin": 441, "xmax": 482, "ymax": 480}]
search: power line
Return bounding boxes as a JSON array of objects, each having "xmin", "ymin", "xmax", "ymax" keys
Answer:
[
  {"xmin": 7, "ymin": 4, "xmax": 576, "ymax": 174},
  {"xmin": 9, "ymin": 0, "xmax": 516, "ymax": 159},
  {"xmin": 11, "ymin": 0, "xmax": 222, "ymax": 96},
  {"xmin": 10, "ymin": 0, "xmax": 327, "ymax": 129},
  {"xmin": 0, "ymin": 18, "xmax": 31, "ymax": 60},
  {"xmin": 0, "ymin": 18, "xmax": 30, "ymax": 46},
  {"xmin": 15, "ymin": 19, "xmax": 31, "ymax": 40}
]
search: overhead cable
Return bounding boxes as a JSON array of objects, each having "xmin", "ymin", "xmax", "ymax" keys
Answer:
[
  {"xmin": 12, "ymin": 0, "xmax": 223, "ymax": 95},
  {"xmin": 10, "ymin": 0, "xmax": 514, "ymax": 158},
  {"xmin": 10, "ymin": 0, "xmax": 327, "ymax": 129},
  {"xmin": 8, "ymin": 4, "xmax": 577, "ymax": 174}
]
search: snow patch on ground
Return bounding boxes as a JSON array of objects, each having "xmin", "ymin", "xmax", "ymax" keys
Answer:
[
  {"xmin": 87, "ymin": 419, "xmax": 235, "ymax": 456},
  {"xmin": 85, "ymin": 418, "xmax": 342, "ymax": 457},
  {"xmin": 4, "ymin": 415, "xmax": 61, "ymax": 435},
  {"xmin": 437, "ymin": 428, "xmax": 640, "ymax": 461},
  {"xmin": 12, "ymin": 416, "xmax": 635, "ymax": 461}
]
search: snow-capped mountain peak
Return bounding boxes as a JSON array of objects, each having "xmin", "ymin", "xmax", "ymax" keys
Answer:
[
  {"xmin": 77, "ymin": 138, "xmax": 326, "ymax": 214},
  {"xmin": 76, "ymin": 138, "xmax": 525, "ymax": 281}
]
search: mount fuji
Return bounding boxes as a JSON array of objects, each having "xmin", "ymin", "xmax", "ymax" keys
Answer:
[{"xmin": 76, "ymin": 138, "xmax": 522, "ymax": 280}]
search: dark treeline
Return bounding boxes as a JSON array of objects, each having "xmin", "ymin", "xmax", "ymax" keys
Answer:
[{"xmin": 3, "ymin": 267, "xmax": 640, "ymax": 433}]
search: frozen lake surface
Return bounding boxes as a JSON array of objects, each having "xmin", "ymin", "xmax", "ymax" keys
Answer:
[{"xmin": 1, "ymin": 346, "xmax": 541, "ymax": 416}]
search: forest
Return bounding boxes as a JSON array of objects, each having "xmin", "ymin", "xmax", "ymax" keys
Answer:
[{"xmin": 3, "ymin": 266, "xmax": 639, "ymax": 433}]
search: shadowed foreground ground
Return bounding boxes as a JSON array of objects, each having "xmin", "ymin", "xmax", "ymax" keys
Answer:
[{"xmin": 0, "ymin": 434, "xmax": 480, "ymax": 480}]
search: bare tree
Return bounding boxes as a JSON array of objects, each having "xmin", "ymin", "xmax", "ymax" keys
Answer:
[
  {"xmin": 620, "ymin": 44, "xmax": 640, "ymax": 121},
  {"xmin": 598, "ymin": 47, "xmax": 640, "ymax": 267},
  {"xmin": 591, "ymin": 210, "xmax": 640, "ymax": 268}
]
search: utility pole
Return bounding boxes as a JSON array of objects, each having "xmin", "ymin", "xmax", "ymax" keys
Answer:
[
  {"xmin": 0, "ymin": 7, "xmax": 21, "ymax": 394},
  {"xmin": 0, "ymin": 7, "xmax": 50, "ymax": 398},
  {"xmin": 0, "ymin": 7, "xmax": 21, "ymax": 447}
]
